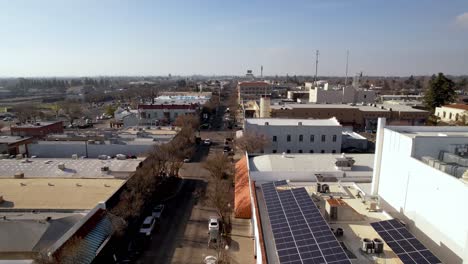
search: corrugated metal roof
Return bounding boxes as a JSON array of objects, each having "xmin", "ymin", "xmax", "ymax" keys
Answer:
[{"xmin": 61, "ymin": 216, "xmax": 112, "ymax": 264}]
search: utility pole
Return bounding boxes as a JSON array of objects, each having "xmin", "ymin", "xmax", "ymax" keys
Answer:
[
  {"xmin": 261, "ymin": 65, "xmax": 263, "ymax": 79},
  {"xmin": 344, "ymin": 50, "xmax": 349, "ymax": 87},
  {"xmin": 314, "ymin": 50, "xmax": 319, "ymax": 84}
]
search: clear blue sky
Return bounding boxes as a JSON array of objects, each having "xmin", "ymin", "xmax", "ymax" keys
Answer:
[{"xmin": 0, "ymin": 0, "xmax": 467, "ymax": 77}]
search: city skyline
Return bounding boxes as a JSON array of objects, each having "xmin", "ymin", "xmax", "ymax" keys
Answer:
[{"xmin": 0, "ymin": 0, "xmax": 467, "ymax": 77}]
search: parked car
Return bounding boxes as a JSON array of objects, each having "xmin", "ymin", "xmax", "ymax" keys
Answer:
[
  {"xmin": 139, "ymin": 216, "xmax": 156, "ymax": 236},
  {"xmin": 183, "ymin": 157, "xmax": 191, "ymax": 163},
  {"xmin": 203, "ymin": 139, "xmax": 212, "ymax": 146},
  {"xmin": 152, "ymin": 204, "xmax": 165, "ymax": 219}
]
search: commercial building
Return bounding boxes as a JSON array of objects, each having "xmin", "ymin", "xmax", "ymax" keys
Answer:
[
  {"xmin": 137, "ymin": 104, "xmax": 198, "ymax": 125},
  {"xmin": 0, "ymin": 154, "xmax": 141, "ymax": 262},
  {"xmin": 244, "ymin": 118, "xmax": 343, "ymax": 154},
  {"xmin": 371, "ymin": 120, "xmax": 468, "ymax": 264},
  {"xmin": 27, "ymin": 128, "xmax": 175, "ymax": 158},
  {"xmin": 11, "ymin": 121, "xmax": 64, "ymax": 139},
  {"xmin": 238, "ymin": 81, "xmax": 271, "ymax": 102},
  {"xmin": 0, "ymin": 136, "xmax": 33, "ymax": 156},
  {"xmin": 0, "ymin": 158, "xmax": 142, "ymax": 179},
  {"xmin": 306, "ymin": 82, "xmax": 376, "ymax": 104},
  {"xmin": 435, "ymin": 104, "xmax": 468, "ymax": 124},
  {"xmin": 269, "ymin": 103, "xmax": 429, "ymax": 131}
]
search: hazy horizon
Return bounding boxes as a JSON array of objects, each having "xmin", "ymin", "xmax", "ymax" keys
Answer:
[{"xmin": 1, "ymin": 0, "xmax": 467, "ymax": 77}]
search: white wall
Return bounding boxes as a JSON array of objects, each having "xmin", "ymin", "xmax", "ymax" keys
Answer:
[
  {"xmin": 377, "ymin": 128, "xmax": 468, "ymax": 264},
  {"xmin": 244, "ymin": 123, "xmax": 342, "ymax": 154},
  {"xmin": 435, "ymin": 107, "xmax": 467, "ymax": 123},
  {"xmin": 29, "ymin": 142, "xmax": 154, "ymax": 158}
]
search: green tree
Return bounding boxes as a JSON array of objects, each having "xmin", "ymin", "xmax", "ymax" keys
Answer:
[{"xmin": 424, "ymin": 73, "xmax": 456, "ymax": 111}]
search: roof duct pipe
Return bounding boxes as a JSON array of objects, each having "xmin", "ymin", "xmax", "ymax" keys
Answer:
[{"xmin": 371, "ymin": 118, "xmax": 386, "ymax": 196}]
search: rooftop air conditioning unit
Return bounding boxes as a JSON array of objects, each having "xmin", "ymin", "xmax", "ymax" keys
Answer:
[
  {"xmin": 98, "ymin": 155, "xmax": 108, "ymax": 160},
  {"xmin": 58, "ymin": 163, "xmax": 65, "ymax": 170},
  {"xmin": 72, "ymin": 154, "xmax": 78, "ymax": 159},
  {"xmin": 361, "ymin": 238, "xmax": 374, "ymax": 254},
  {"xmin": 101, "ymin": 166, "xmax": 109, "ymax": 172},
  {"xmin": 116, "ymin": 154, "xmax": 127, "ymax": 160},
  {"xmin": 373, "ymin": 238, "xmax": 384, "ymax": 254},
  {"xmin": 14, "ymin": 172, "xmax": 24, "ymax": 179}
]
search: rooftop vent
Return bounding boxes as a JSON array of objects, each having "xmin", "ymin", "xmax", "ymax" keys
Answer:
[
  {"xmin": 298, "ymin": 122, "xmax": 302, "ymax": 126},
  {"xmin": 57, "ymin": 163, "xmax": 65, "ymax": 170},
  {"xmin": 14, "ymin": 172, "xmax": 24, "ymax": 179},
  {"xmin": 264, "ymin": 122, "xmax": 269, "ymax": 125}
]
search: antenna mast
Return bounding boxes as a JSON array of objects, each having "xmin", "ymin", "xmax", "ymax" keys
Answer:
[
  {"xmin": 344, "ymin": 50, "xmax": 349, "ymax": 87},
  {"xmin": 314, "ymin": 50, "xmax": 319, "ymax": 84},
  {"xmin": 261, "ymin": 65, "xmax": 263, "ymax": 79}
]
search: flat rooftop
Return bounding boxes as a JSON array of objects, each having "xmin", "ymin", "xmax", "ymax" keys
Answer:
[
  {"xmin": 249, "ymin": 154, "xmax": 374, "ymax": 173},
  {"xmin": 386, "ymin": 126, "xmax": 468, "ymax": 138},
  {"xmin": 256, "ymin": 182, "xmax": 409, "ymax": 264},
  {"xmin": 11, "ymin": 121, "xmax": 61, "ymax": 128},
  {"xmin": 245, "ymin": 118, "xmax": 341, "ymax": 126},
  {"xmin": 270, "ymin": 103, "xmax": 428, "ymax": 113},
  {"xmin": 0, "ymin": 158, "xmax": 142, "ymax": 178},
  {"xmin": 0, "ymin": 136, "xmax": 32, "ymax": 144},
  {"xmin": 0, "ymin": 178, "xmax": 124, "ymax": 210}
]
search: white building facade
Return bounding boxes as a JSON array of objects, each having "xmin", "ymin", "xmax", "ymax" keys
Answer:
[
  {"xmin": 435, "ymin": 104, "xmax": 468, "ymax": 124},
  {"xmin": 138, "ymin": 104, "xmax": 198, "ymax": 125},
  {"xmin": 372, "ymin": 119, "xmax": 468, "ymax": 264},
  {"xmin": 244, "ymin": 118, "xmax": 343, "ymax": 154},
  {"xmin": 307, "ymin": 83, "xmax": 376, "ymax": 104}
]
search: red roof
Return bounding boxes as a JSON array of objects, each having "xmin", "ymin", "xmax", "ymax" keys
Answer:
[
  {"xmin": 444, "ymin": 104, "xmax": 468, "ymax": 111},
  {"xmin": 138, "ymin": 104, "xmax": 197, "ymax": 110},
  {"xmin": 239, "ymin": 81, "xmax": 269, "ymax": 87},
  {"xmin": 234, "ymin": 155, "xmax": 252, "ymax": 219}
]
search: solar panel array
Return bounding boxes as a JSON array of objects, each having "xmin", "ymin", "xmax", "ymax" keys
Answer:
[
  {"xmin": 370, "ymin": 220, "xmax": 442, "ymax": 264},
  {"xmin": 262, "ymin": 181, "xmax": 351, "ymax": 264}
]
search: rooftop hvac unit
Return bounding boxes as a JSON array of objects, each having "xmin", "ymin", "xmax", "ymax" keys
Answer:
[
  {"xmin": 14, "ymin": 172, "xmax": 24, "ymax": 179},
  {"xmin": 116, "ymin": 154, "xmax": 127, "ymax": 160},
  {"xmin": 361, "ymin": 238, "xmax": 374, "ymax": 254},
  {"xmin": 58, "ymin": 163, "xmax": 66, "ymax": 170},
  {"xmin": 98, "ymin": 155, "xmax": 109, "ymax": 160},
  {"xmin": 15, "ymin": 154, "xmax": 23, "ymax": 160},
  {"xmin": 71, "ymin": 154, "xmax": 78, "ymax": 159},
  {"xmin": 101, "ymin": 166, "xmax": 109, "ymax": 172},
  {"xmin": 373, "ymin": 238, "xmax": 384, "ymax": 254}
]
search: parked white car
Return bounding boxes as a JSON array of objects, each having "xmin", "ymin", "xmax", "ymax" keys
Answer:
[
  {"xmin": 139, "ymin": 216, "xmax": 156, "ymax": 236},
  {"xmin": 152, "ymin": 204, "xmax": 165, "ymax": 219},
  {"xmin": 203, "ymin": 139, "xmax": 212, "ymax": 146}
]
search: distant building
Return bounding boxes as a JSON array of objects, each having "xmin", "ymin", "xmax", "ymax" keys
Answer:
[
  {"xmin": 237, "ymin": 81, "xmax": 271, "ymax": 102},
  {"xmin": 435, "ymin": 104, "xmax": 468, "ymax": 124},
  {"xmin": 138, "ymin": 104, "xmax": 198, "ymax": 125},
  {"xmin": 0, "ymin": 136, "xmax": 33, "ymax": 156},
  {"xmin": 10, "ymin": 121, "xmax": 64, "ymax": 139},
  {"xmin": 371, "ymin": 119, "xmax": 468, "ymax": 264},
  {"xmin": 268, "ymin": 103, "xmax": 429, "ymax": 131},
  {"xmin": 306, "ymin": 82, "xmax": 376, "ymax": 104},
  {"xmin": 243, "ymin": 118, "xmax": 342, "ymax": 154}
]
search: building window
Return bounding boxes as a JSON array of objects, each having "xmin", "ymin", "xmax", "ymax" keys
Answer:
[
  {"xmin": 310, "ymin": 135, "xmax": 314, "ymax": 142},
  {"xmin": 321, "ymin": 135, "xmax": 326, "ymax": 142},
  {"xmin": 321, "ymin": 150, "xmax": 325, "ymax": 153},
  {"xmin": 309, "ymin": 150, "xmax": 314, "ymax": 153},
  {"xmin": 272, "ymin": 150, "xmax": 277, "ymax": 153},
  {"xmin": 299, "ymin": 150, "xmax": 303, "ymax": 153},
  {"xmin": 299, "ymin": 135, "xmax": 303, "ymax": 142},
  {"xmin": 456, "ymin": 113, "xmax": 459, "ymax": 121},
  {"xmin": 364, "ymin": 95, "xmax": 367, "ymax": 98},
  {"xmin": 449, "ymin": 113, "xmax": 452, "ymax": 119},
  {"xmin": 332, "ymin": 135, "xmax": 337, "ymax": 142},
  {"xmin": 443, "ymin": 112, "xmax": 446, "ymax": 118},
  {"xmin": 287, "ymin": 135, "xmax": 291, "ymax": 142},
  {"xmin": 286, "ymin": 149, "xmax": 291, "ymax": 153},
  {"xmin": 332, "ymin": 150, "xmax": 336, "ymax": 153},
  {"xmin": 273, "ymin": 136, "xmax": 277, "ymax": 142}
]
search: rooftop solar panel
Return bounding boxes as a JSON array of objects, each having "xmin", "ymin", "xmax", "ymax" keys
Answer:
[
  {"xmin": 370, "ymin": 220, "xmax": 442, "ymax": 264},
  {"xmin": 262, "ymin": 181, "xmax": 351, "ymax": 264}
]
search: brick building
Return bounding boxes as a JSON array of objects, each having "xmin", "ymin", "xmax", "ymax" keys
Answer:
[{"xmin": 10, "ymin": 121, "xmax": 64, "ymax": 139}]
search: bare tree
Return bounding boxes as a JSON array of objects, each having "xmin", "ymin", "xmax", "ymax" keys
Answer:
[
  {"xmin": 107, "ymin": 212, "xmax": 128, "ymax": 237},
  {"xmin": 12, "ymin": 104, "xmax": 41, "ymax": 123},
  {"xmin": 235, "ymin": 132, "xmax": 270, "ymax": 153},
  {"xmin": 174, "ymin": 114, "xmax": 200, "ymax": 129},
  {"xmin": 203, "ymin": 154, "xmax": 234, "ymax": 181},
  {"xmin": 60, "ymin": 102, "xmax": 83, "ymax": 125}
]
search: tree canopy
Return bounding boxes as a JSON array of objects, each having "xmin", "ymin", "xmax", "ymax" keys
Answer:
[{"xmin": 423, "ymin": 73, "xmax": 456, "ymax": 111}]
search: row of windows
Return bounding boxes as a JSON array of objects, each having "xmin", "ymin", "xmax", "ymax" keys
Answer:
[
  {"xmin": 270, "ymin": 149, "xmax": 337, "ymax": 154},
  {"xmin": 272, "ymin": 135, "xmax": 337, "ymax": 142}
]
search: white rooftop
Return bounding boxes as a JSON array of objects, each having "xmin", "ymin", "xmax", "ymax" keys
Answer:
[
  {"xmin": 0, "ymin": 158, "xmax": 142, "ymax": 178},
  {"xmin": 245, "ymin": 117, "xmax": 341, "ymax": 126},
  {"xmin": 270, "ymin": 103, "xmax": 427, "ymax": 112},
  {"xmin": 387, "ymin": 126, "xmax": 468, "ymax": 138},
  {"xmin": 249, "ymin": 153, "xmax": 374, "ymax": 172}
]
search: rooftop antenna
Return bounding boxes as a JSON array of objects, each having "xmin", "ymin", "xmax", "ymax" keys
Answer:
[
  {"xmin": 314, "ymin": 50, "xmax": 319, "ymax": 84},
  {"xmin": 261, "ymin": 65, "xmax": 263, "ymax": 79},
  {"xmin": 344, "ymin": 50, "xmax": 349, "ymax": 88}
]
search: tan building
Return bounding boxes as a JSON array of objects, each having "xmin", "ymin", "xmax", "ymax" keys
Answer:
[
  {"xmin": 435, "ymin": 104, "xmax": 468, "ymax": 124},
  {"xmin": 237, "ymin": 81, "xmax": 271, "ymax": 102},
  {"xmin": 268, "ymin": 103, "xmax": 429, "ymax": 131}
]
